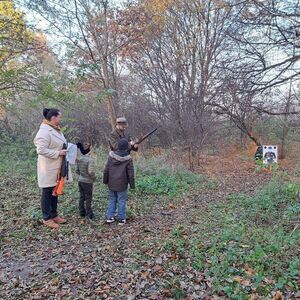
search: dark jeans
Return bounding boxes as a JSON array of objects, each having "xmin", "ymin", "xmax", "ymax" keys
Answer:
[
  {"xmin": 41, "ymin": 187, "xmax": 58, "ymax": 220},
  {"xmin": 78, "ymin": 182, "xmax": 93, "ymax": 217}
]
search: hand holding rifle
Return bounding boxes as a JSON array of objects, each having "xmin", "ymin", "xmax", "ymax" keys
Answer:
[{"xmin": 130, "ymin": 140, "xmax": 139, "ymax": 150}]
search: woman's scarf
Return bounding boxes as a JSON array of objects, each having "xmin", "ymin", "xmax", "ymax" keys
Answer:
[{"xmin": 42, "ymin": 119, "xmax": 61, "ymax": 133}]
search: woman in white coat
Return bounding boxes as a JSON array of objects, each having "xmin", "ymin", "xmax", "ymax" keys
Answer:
[{"xmin": 34, "ymin": 108, "xmax": 69, "ymax": 229}]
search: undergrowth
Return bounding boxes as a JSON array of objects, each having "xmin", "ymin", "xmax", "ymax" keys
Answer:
[
  {"xmin": 0, "ymin": 141, "xmax": 208, "ymax": 240},
  {"xmin": 162, "ymin": 178, "xmax": 300, "ymax": 298}
]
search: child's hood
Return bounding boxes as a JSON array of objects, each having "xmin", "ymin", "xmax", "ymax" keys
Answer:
[{"xmin": 109, "ymin": 151, "xmax": 131, "ymax": 165}]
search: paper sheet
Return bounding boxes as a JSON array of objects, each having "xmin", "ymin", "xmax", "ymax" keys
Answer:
[{"xmin": 66, "ymin": 143, "xmax": 78, "ymax": 165}]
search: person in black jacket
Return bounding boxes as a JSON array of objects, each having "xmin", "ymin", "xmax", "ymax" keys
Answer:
[{"xmin": 103, "ymin": 138, "xmax": 135, "ymax": 225}]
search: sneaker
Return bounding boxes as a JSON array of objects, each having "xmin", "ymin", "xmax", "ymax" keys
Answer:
[
  {"xmin": 118, "ymin": 219, "xmax": 126, "ymax": 225},
  {"xmin": 52, "ymin": 216, "xmax": 67, "ymax": 224},
  {"xmin": 43, "ymin": 219, "xmax": 59, "ymax": 229},
  {"xmin": 106, "ymin": 217, "xmax": 115, "ymax": 223}
]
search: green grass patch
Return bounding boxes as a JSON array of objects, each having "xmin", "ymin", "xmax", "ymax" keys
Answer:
[
  {"xmin": 126, "ymin": 154, "xmax": 213, "ymax": 216},
  {"xmin": 157, "ymin": 177, "xmax": 300, "ymax": 298},
  {"xmin": 188, "ymin": 178, "xmax": 300, "ymax": 298},
  {"xmin": 134, "ymin": 155, "xmax": 209, "ymax": 197}
]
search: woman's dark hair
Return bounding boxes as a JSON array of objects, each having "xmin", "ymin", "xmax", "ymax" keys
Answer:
[{"xmin": 43, "ymin": 108, "xmax": 61, "ymax": 121}]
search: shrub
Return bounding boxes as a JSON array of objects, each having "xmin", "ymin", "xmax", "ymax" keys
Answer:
[{"xmin": 134, "ymin": 156, "xmax": 203, "ymax": 197}]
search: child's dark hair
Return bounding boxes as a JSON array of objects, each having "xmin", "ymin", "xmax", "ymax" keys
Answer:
[{"xmin": 43, "ymin": 108, "xmax": 60, "ymax": 121}]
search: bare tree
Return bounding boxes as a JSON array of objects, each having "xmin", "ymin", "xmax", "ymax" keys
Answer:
[
  {"xmin": 231, "ymin": 0, "xmax": 300, "ymax": 90},
  {"xmin": 122, "ymin": 0, "xmax": 241, "ymax": 158},
  {"xmin": 25, "ymin": 0, "xmax": 141, "ymax": 128}
]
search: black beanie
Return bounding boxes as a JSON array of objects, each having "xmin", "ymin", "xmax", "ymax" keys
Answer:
[{"xmin": 118, "ymin": 138, "xmax": 129, "ymax": 151}]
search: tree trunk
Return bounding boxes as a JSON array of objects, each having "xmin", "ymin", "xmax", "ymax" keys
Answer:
[
  {"xmin": 187, "ymin": 144, "xmax": 194, "ymax": 171},
  {"xmin": 102, "ymin": 2, "xmax": 116, "ymax": 129},
  {"xmin": 107, "ymin": 95, "xmax": 116, "ymax": 129},
  {"xmin": 279, "ymin": 80, "xmax": 292, "ymax": 159},
  {"xmin": 280, "ymin": 117, "xmax": 288, "ymax": 159}
]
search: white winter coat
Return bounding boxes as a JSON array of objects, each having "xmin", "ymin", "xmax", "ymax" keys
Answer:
[{"xmin": 33, "ymin": 123, "xmax": 72, "ymax": 188}]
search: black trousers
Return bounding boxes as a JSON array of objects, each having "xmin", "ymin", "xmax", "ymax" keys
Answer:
[
  {"xmin": 78, "ymin": 182, "xmax": 93, "ymax": 217},
  {"xmin": 41, "ymin": 187, "xmax": 58, "ymax": 220}
]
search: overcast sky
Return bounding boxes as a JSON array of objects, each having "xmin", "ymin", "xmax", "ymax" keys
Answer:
[{"xmin": 15, "ymin": 0, "xmax": 299, "ymax": 93}]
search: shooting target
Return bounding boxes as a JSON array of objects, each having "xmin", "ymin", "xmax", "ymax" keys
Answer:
[{"xmin": 263, "ymin": 145, "xmax": 278, "ymax": 164}]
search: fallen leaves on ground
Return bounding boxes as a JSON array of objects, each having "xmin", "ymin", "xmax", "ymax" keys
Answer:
[{"xmin": 1, "ymin": 152, "xmax": 298, "ymax": 299}]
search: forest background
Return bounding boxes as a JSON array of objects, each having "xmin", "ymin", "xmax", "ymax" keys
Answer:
[{"xmin": 0, "ymin": 0, "xmax": 299, "ymax": 299}]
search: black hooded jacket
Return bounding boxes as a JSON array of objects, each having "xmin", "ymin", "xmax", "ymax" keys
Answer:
[{"xmin": 103, "ymin": 150, "xmax": 135, "ymax": 192}]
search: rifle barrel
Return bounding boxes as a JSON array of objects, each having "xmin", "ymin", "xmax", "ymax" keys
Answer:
[{"xmin": 137, "ymin": 126, "xmax": 159, "ymax": 144}]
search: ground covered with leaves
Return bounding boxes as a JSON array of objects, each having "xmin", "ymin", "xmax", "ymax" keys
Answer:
[{"xmin": 0, "ymin": 141, "xmax": 299, "ymax": 299}]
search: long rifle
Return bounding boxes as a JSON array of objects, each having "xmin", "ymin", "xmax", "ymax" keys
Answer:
[{"xmin": 136, "ymin": 126, "xmax": 160, "ymax": 144}]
